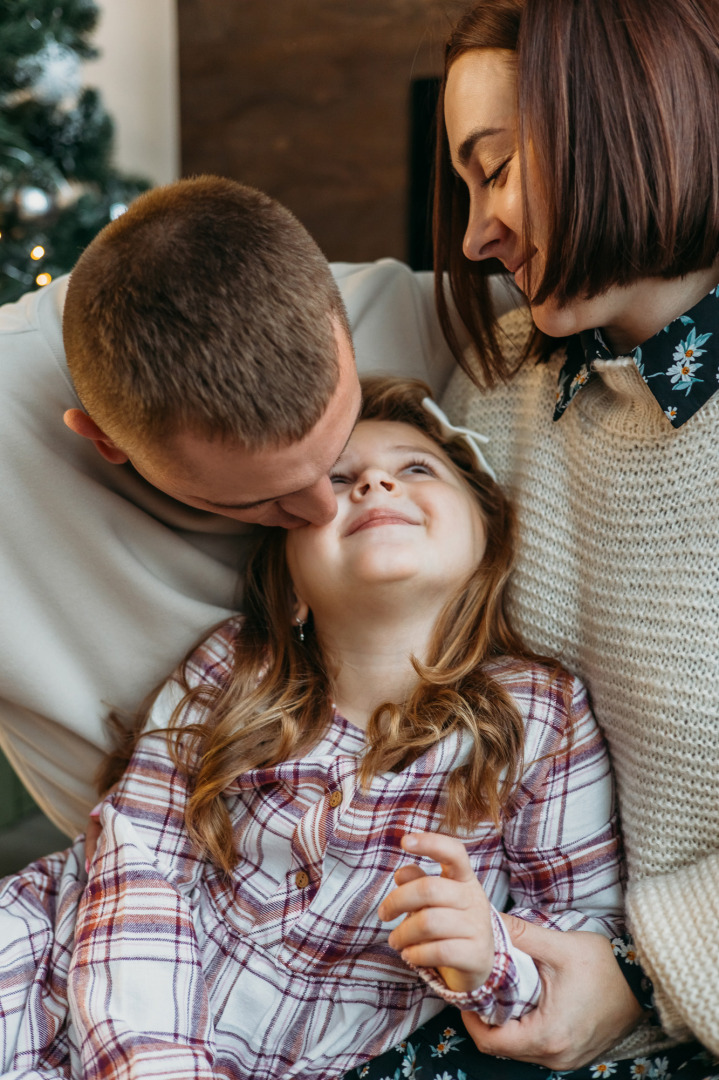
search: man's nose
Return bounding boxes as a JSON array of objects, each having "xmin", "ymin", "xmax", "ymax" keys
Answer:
[{"xmin": 284, "ymin": 475, "xmax": 338, "ymax": 526}]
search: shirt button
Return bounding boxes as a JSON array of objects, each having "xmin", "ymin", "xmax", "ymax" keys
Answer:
[
  {"xmin": 295, "ymin": 870, "xmax": 309, "ymax": 889},
  {"xmin": 329, "ymin": 789, "xmax": 342, "ymax": 808}
]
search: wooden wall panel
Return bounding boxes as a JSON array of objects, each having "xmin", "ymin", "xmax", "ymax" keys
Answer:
[{"xmin": 177, "ymin": 1, "xmax": 471, "ymax": 263}]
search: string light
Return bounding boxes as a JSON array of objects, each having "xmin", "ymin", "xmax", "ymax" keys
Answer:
[
  {"xmin": 30, "ymin": 244, "xmax": 45, "ymax": 260},
  {"xmin": 35, "ymin": 272, "xmax": 52, "ymax": 287}
]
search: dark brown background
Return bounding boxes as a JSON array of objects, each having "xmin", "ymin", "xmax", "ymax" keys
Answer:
[{"xmin": 177, "ymin": 1, "xmax": 472, "ymax": 265}]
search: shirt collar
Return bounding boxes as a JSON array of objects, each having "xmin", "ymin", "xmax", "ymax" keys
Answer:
[{"xmin": 553, "ymin": 283, "xmax": 719, "ymax": 427}]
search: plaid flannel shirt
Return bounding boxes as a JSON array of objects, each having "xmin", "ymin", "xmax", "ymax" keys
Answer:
[{"xmin": 0, "ymin": 618, "xmax": 624, "ymax": 1080}]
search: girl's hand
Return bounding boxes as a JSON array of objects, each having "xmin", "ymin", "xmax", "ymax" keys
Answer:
[{"xmin": 377, "ymin": 831, "xmax": 494, "ymax": 994}]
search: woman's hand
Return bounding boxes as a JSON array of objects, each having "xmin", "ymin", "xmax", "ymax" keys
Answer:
[
  {"xmin": 378, "ymin": 831, "xmax": 494, "ymax": 994},
  {"xmin": 461, "ymin": 915, "xmax": 645, "ymax": 1069}
]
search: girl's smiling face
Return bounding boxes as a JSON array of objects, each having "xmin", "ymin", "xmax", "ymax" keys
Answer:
[{"xmin": 286, "ymin": 419, "xmax": 487, "ymax": 621}]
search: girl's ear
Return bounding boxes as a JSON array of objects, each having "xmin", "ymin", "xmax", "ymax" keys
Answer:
[{"xmin": 292, "ymin": 596, "xmax": 310, "ymax": 625}]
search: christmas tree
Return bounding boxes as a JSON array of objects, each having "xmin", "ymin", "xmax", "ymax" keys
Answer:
[{"xmin": 0, "ymin": 0, "xmax": 150, "ymax": 305}]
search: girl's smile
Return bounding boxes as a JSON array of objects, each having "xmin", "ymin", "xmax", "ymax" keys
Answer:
[
  {"xmin": 345, "ymin": 508, "xmax": 420, "ymax": 535},
  {"xmin": 286, "ymin": 418, "xmax": 487, "ymax": 621}
]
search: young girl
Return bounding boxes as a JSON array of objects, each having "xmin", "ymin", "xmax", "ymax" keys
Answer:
[{"xmin": 0, "ymin": 377, "xmax": 622, "ymax": 1080}]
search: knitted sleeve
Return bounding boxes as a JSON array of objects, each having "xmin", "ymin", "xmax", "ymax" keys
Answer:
[{"xmin": 626, "ymin": 854, "xmax": 719, "ymax": 1054}]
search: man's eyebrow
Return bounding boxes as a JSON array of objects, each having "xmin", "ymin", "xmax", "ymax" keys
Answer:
[{"xmin": 457, "ymin": 126, "xmax": 506, "ymax": 168}]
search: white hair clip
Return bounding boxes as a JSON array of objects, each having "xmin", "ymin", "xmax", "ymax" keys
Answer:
[{"xmin": 421, "ymin": 397, "xmax": 497, "ymax": 482}]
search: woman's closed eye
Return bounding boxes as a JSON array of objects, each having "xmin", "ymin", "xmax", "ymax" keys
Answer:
[{"xmin": 481, "ymin": 157, "xmax": 511, "ymax": 189}]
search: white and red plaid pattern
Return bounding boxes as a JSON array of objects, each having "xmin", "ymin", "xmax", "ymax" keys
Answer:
[{"xmin": 0, "ymin": 619, "xmax": 624, "ymax": 1079}]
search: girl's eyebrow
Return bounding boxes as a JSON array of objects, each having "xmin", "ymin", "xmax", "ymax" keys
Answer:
[
  {"xmin": 334, "ymin": 442, "xmax": 449, "ymax": 469},
  {"xmin": 391, "ymin": 444, "xmax": 448, "ymax": 466}
]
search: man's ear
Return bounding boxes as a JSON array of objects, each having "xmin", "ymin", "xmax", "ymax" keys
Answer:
[{"xmin": 63, "ymin": 409, "xmax": 130, "ymax": 465}]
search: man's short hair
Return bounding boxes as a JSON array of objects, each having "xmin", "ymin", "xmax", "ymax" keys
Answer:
[{"xmin": 63, "ymin": 175, "xmax": 350, "ymax": 451}]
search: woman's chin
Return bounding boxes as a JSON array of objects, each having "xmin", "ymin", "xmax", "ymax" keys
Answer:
[{"xmin": 528, "ymin": 299, "xmax": 583, "ymax": 339}]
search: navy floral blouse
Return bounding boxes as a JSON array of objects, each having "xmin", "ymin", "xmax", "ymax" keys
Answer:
[{"xmin": 554, "ymin": 283, "xmax": 719, "ymax": 426}]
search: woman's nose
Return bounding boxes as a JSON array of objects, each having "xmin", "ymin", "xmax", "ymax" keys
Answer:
[
  {"xmin": 351, "ymin": 469, "xmax": 397, "ymax": 499},
  {"xmin": 462, "ymin": 196, "xmax": 506, "ymax": 262}
]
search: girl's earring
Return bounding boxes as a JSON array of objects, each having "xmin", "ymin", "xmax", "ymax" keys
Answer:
[{"xmin": 295, "ymin": 616, "xmax": 306, "ymax": 643}]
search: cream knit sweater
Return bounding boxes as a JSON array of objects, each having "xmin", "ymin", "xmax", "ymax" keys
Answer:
[{"xmin": 442, "ymin": 307, "xmax": 719, "ymax": 1056}]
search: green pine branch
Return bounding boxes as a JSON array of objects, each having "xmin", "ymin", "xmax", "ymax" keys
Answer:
[{"xmin": 0, "ymin": 0, "xmax": 152, "ymax": 305}]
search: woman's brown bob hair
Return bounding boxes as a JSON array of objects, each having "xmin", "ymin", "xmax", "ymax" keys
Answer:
[
  {"xmin": 435, "ymin": 0, "xmax": 719, "ymax": 383},
  {"xmin": 101, "ymin": 377, "xmax": 564, "ymax": 874}
]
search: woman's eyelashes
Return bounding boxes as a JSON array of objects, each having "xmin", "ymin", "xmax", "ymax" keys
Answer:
[
  {"xmin": 481, "ymin": 157, "xmax": 511, "ymax": 189},
  {"xmin": 451, "ymin": 153, "xmax": 512, "ymax": 190}
]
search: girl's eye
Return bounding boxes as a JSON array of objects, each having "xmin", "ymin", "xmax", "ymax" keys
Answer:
[
  {"xmin": 330, "ymin": 473, "xmax": 352, "ymax": 486},
  {"xmin": 401, "ymin": 459, "xmax": 437, "ymax": 477},
  {"xmin": 481, "ymin": 157, "xmax": 510, "ymax": 189}
]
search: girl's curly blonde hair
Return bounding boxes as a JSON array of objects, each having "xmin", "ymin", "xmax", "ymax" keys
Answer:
[{"xmin": 101, "ymin": 376, "xmax": 566, "ymax": 875}]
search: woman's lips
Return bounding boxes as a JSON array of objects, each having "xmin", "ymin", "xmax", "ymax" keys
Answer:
[
  {"xmin": 346, "ymin": 509, "xmax": 419, "ymax": 536},
  {"xmin": 509, "ymin": 249, "xmax": 539, "ymax": 292}
]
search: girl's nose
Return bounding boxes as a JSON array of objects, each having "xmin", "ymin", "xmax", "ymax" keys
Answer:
[{"xmin": 351, "ymin": 469, "xmax": 398, "ymax": 499}]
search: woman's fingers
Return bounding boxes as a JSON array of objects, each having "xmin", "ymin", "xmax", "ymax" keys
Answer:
[{"xmin": 461, "ymin": 925, "xmax": 644, "ymax": 1069}]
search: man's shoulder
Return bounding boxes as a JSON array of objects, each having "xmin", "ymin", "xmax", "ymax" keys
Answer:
[
  {"xmin": 0, "ymin": 275, "xmax": 67, "ymax": 334},
  {"xmin": 332, "ymin": 259, "xmax": 453, "ymax": 394},
  {"xmin": 0, "ymin": 276, "xmax": 69, "ymax": 383}
]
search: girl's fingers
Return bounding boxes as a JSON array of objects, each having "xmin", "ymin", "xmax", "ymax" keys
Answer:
[
  {"xmin": 399, "ymin": 937, "xmax": 489, "ymax": 980},
  {"xmin": 375, "ymin": 859, "xmax": 425, "ymax": 920},
  {"xmin": 387, "ymin": 904, "xmax": 484, "ymax": 951},
  {"xmin": 379, "ymin": 870, "xmax": 482, "ymax": 922},
  {"xmin": 393, "ymin": 863, "xmax": 426, "ymax": 887},
  {"xmin": 401, "ymin": 831, "xmax": 476, "ymax": 882}
]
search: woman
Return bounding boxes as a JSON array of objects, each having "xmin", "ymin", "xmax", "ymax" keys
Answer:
[{"xmin": 350, "ymin": 1, "xmax": 719, "ymax": 1078}]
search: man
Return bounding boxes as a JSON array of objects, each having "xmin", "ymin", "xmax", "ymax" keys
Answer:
[{"xmin": 0, "ymin": 175, "xmax": 476, "ymax": 836}]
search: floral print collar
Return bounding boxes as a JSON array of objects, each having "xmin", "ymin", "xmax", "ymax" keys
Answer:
[{"xmin": 553, "ymin": 283, "xmax": 719, "ymax": 427}]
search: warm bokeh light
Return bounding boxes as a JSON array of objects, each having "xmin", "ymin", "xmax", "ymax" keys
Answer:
[
  {"xmin": 35, "ymin": 272, "xmax": 52, "ymax": 287},
  {"xmin": 30, "ymin": 245, "xmax": 46, "ymax": 260}
]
